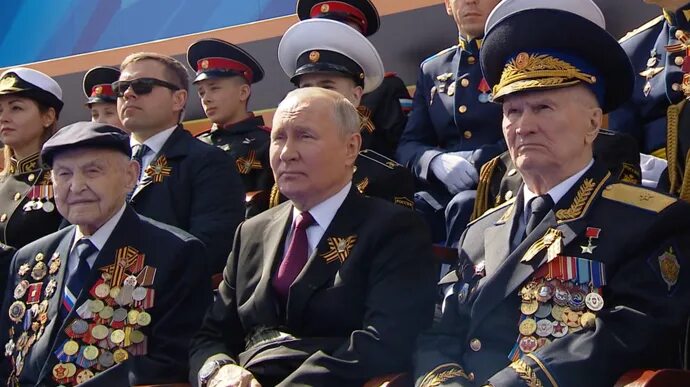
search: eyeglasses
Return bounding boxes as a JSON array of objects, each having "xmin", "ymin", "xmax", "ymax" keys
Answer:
[{"xmin": 111, "ymin": 78, "xmax": 181, "ymax": 97}]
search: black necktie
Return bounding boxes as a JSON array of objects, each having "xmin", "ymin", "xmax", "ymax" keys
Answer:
[
  {"xmin": 128, "ymin": 144, "xmax": 149, "ymax": 202},
  {"xmin": 61, "ymin": 239, "xmax": 98, "ymax": 318},
  {"xmin": 525, "ymin": 194, "xmax": 554, "ymax": 235}
]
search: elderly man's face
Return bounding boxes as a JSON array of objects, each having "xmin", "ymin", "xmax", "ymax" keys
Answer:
[
  {"xmin": 52, "ymin": 148, "xmax": 138, "ymax": 235},
  {"xmin": 270, "ymin": 95, "xmax": 359, "ymax": 210},
  {"xmin": 445, "ymin": 0, "xmax": 501, "ymax": 39},
  {"xmin": 502, "ymin": 86, "xmax": 601, "ymax": 179}
]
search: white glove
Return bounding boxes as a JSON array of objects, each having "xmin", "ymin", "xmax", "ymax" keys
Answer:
[
  {"xmin": 639, "ymin": 153, "xmax": 667, "ymax": 188},
  {"xmin": 430, "ymin": 153, "xmax": 478, "ymax": 194}
]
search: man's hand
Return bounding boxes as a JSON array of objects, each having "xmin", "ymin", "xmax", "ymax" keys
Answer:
[
  {"xmin": 430, "ymin": 153, "xmax": 479, "ymax": 194},
  {"xmin": 208, "ymin": 364, "xmax": 262, "ymax": 387}
]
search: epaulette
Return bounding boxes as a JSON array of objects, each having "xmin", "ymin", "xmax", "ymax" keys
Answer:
[
  {"xmin": 468, "ymin": 197, "xmax": 516, "ymax": 227},
  {"xmin": 358, "ymin": 149, "xmax": 401, "ymax": 170},
  {"xmin": 384, "ymin": 71, "xmax": 397, "ymax": 78},
  {"xmin": 601, "ymin": 183, "xmax": 676, "ymax": 213},
  {"xmin": 471, "ymin": 155, "xmax": 501, "ymax": 221},
  {"xmin": 421, "ymin": 45, "xmax": 457, "ymax": 65},
  {"xmin": 619, "ymin": 15, "xmax": 664, "ymax": 44}
]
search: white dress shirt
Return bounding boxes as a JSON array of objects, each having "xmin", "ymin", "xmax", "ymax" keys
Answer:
[
  {"xmin": 129, "ymin": 125, "xmax": 176, "ymax": 183},
  {"xmin": 68, "ymin": 203, "xmax": 127, "ymax": 273}
]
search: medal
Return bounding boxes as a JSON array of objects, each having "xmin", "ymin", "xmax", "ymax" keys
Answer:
[
  {"xmin": 98, "ymin": 350, "xmax": 114, "ymax": 367},
  {"xmin": 585, "ymin": 292, "xmax": 604, "ymax": 311},
  {"xmin": 520, "ymin": 300, "xmax": 538, "ymax": 315},
  {"xmin": 551, "ymin": 321, "xmax": 568, "ymax": 338},
  {"xmin": 18, "ymin": 263, "xmax": 30, "ymax": 277},
  {"xmin": 76, "ymin": 369, "xmax": 95, "ymax": 384},
  {"xmin": 42, "ymin": 201, "xmax": 55, "ymax": 213},
  {"xmin": 91, "ymin": 325, "xmax": 109, "ymax": 341},
  {"xmin": 88, "ymin": 299, "xmax": 105, "ymax": 314},
  {"xmin": 13, "ymin": 280, "xmax": 29, "ymax": 299},
  {"xmin": 113, "ymin": 348, "xmax": 129, "ymax": 363},
  {"xmin": 71, "ymin": 319, "xmax": 89, "ymax": 336},
  {"xmin": 8, "ymin": 301, "xmax": 26, "ymax": 323},
  {"xmin": 83, "ymin": 345, "xmax": 99, "ymax": 361},
  {"xmin": 52, "ymin": 362, "xmax": 76, "ymax": 380},
  {"xmin": 137, "ymin": 311, "xmax": 152, "ymax": 326},
  {"xmin": 30, "ymin": 262, "xmax": 47, "ymax": 281},
  {"xmin": 518, "ymin": 336, "xmax": 538, "ymax": 353},
  {"xmin": 94, "ymin": 283, "xmax": 111, "ymax": 299},
  {"xmin": 48, "ymin": 255, "xmax": 61, "ymax": 275},
  {"xmin": 580, "ymin": 312, "xmax": 596, "ymax": 329},
  {"xmin": 98, "ymin": 306, "xmax": 114, "ymax": 320},
  {"xmin": 535, "ymin": 319, "xmax": 554, "ymax": 337},
  {"xmin": 534, "ymin": 303, "xmax": 552, "ymax": 319},
  {"xmin": 63, "ymin": 340, "xmax": 79, "ymax": 356},
  {"xmin": 519, "ymin": 318, "xmax": 537, "ymax": 336}
]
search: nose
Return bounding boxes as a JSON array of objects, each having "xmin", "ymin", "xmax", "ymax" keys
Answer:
[
  {"xmin": 122, "ymin": 84, "xmax": 137, "ymax": 100},
  {"xmin": 69, "ymin": 173, "xmax": 88, "ymax": 194},
  {"xmin": 514, "ymin": 110, "xmax": 538, "ymax": 137},
  {"xmin": 279, "ymin": 137, "xmax": 299, "ymax": 162}
]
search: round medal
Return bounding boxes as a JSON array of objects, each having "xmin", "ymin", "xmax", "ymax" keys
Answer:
[
  {"xmin": 71, "ymin": 319, "xmax": 89, "ymax": 336},
  {"xmin": 83, "ymin": 345, "xmax": 99, "ymax": 361},
  {"xmin": 34, "ymin": 253, "xmax": 44, "ymax": 262},
  {"xmin": 63, "ymin": 340, "xmax": 79, "ymax": 356},
  {"xmin": 109, "ymin": 286, "xmax": 120, "ymax": 299},
  {"xmin": 518, "ymin": 335, "xmax": 538, "ymax": 353},
  {"xmin": 127, "ymin": 310, "xmax": 140, "ymax": 325},
  {"xmin": 52, "ymin": 362, "xmax": 76, "ymax": 379},
  {"xmin": 113, "ymin": 348, "xmax": 129, "ymax": 363},
  {"xmin": 536, "ymin": 319, "xmax": 554, "ymax": 337},
  {"xmin": 31, "ymin": 262, "xmax": 47, "ymax": 281},
  {"xmin": 99, "ymin": 306, "xmax": 114, "ymax": 320},
  {"xmin": 550, "ymin": 305, "xmax": 565, "ymax": 322},
  {"xmin": 534, "ymin": 303, "xmax": 552, "ymax": 319},
  {"xmin": 76, "ymin": 369, "xmax": 94, "ymax": 384},
  {"xmin": 519, "ymin": 318, "xmax": 537, "ymax": 336},
  {"xmin": 520, "ymin": 300, "xmax": 539, "ymax": 315},
  {"xmin": 91, "ymin": 325, "xmax": 109, "ymax": 341},
  {"xmin": 112, "ymin": 308, "xmax": 127, "ymax": 322},
  {"xmin": 13, "ymin": 280, "xmax": 29, "ymax": 299},
  {"xmin": 110, "ymin": 329, "xmax": 125, "ymax": 344},
  {"xmin": 553, "ymin": 287, "xmax": 570, "ymax": 306},
  {"xmin": 132, "ymin": 287, "xmax": 147, "ymax": 301},
  {"xmin": 42, "ymin": 201, "xmax": 55, "ymax": 213},
  {"xmin": 585, "ymin": 292, "xmax": 604, "ymax": 311},
  {"xmin": 536, "ymin": 337, "xmax": 552, "ymax": 349},
  {"xmin": 137, "ymin": 311, "xmax": 152, "ymax": 327},
  {"xmin": 580, "ymin": 312, "xmax": 596, "ymax": 329},
  {"xmin": 99, "ymin": 350, "xmax": 115, "ymax": 368},
  {"xmin": 535, "ymin": 283, "xmax": 554, "ymax": 302},
  {"xmin": 478, "ymin": 93, "xmax": 490, "ymax": 103},
  {"xmin": 124, "ymin": 275, "xmax": 138, "ymax": 287},
  {"xmin": 94, "ymin": 283, "xmax": 110, "ymax": 299},
  {"xmin": 551, "ymin": 321, "xmax": 568, "ymax": 338},
  {"xmin": 568, "ymin": 289, "xmax": 587, "ymax": 311},
  {"xmin": 130, "ymin": 330, "xmax": 145, "ymax": 344},
  {"xmin": 8, "ymin": 301, "xmax": 26, "ymax": 323},
  {"xmin": 88, "ymin": 299, "xmax": 105, "ymax": 313}
]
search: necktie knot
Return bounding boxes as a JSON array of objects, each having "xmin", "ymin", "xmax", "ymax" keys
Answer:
[
  {"xmin": 74, "ymin": 238, "xmax": 97, "ymax": 261},
  {"xmin": 525, "ymin": 194, "xmax": 554, "ymax": 234},
  {"xmin": 132, "ymin": 144, "xmax": 150, "ymax": 160},
  {"xmin": 295, "ymin": 211, "xmax": 315, "ymax": 231}
]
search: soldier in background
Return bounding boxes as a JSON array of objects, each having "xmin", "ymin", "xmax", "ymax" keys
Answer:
[
  {"xmin": 82, "ymin": 66, "xmax": 123, "ymax": 129},
  {"xmin": 296, "ymin": 0, "xmax": 412, "ymax": 158},
  {"xmin": 187, "ymin": 39, "xmax": 274, "ymax": 217}
]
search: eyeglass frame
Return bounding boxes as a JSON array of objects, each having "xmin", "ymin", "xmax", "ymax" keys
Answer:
[{"xmin": 111, "ymin": 77, "xmax": 181, "ymax": 97}]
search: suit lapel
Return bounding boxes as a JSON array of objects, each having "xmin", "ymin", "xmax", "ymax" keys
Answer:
[
  {"xmin": 286, "ymin": 189, "xmax": 365, "ymax": 329},
  {"xmin": 470, "ymin": 162, "xmax": 612, "ymax": 329},
  {"xmin": 131, "ymin": 126, "xmax": 188, "ymax": 200},
  {"xmin": 482, "ymin": 196, "xmax": 521, "ymax": 278}
]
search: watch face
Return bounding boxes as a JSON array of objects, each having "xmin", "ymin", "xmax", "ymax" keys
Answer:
[{"xmin": 199, "ymin": 361, "xmax": 219, "ymax": 380}]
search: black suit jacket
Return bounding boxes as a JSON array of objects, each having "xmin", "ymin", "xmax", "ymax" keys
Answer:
[
  {"xmin": 130, "ymin": 126, "xmax": 245, "ymax": 274},
  {"xmin": 415, "ymin": 161, "xmax": 690, "ymax": 386},
  {"xmin": 0, "ymin": 206, "xmax": 212, "ymax": 386},
  {"xmin": 190, "ymin": 188, "xmax": 437, "ymax": 386}
]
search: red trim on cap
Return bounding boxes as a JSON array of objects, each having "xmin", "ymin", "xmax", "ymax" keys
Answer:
[
  {"xmin": 310, "ymin": 2, "xmax": 368, "ymax": 35},
  {"xmin": 197, "ymin": 57, "xmax": 253, "ymax": 83},
  {"xmin": 90, "ymin": 84, "xmax": 114, "ymax": 97}
]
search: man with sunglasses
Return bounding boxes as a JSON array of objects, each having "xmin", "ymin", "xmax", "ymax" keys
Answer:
[{"xmin": 114, "ymin": 52, "xmax": 245, "ymax": 277}]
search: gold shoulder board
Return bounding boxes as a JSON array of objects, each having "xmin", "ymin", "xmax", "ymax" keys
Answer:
[
  {"xmin": 619, "ymin": 16, "xmax": 664, "ymax": 43},
  {"xmin": 601, "ymin": 183, "xmax": 676, "ymax": 213}
]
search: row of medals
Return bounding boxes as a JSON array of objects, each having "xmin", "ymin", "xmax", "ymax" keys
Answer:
[
  {"xmin": 23, "ymin": 196, "xmax": 55, "ymax": 213},
  {"xmin": 6, "ymin": 252, "xmax": 61, "ymax": 382},
  {"xmin": 52, "ymin": 272, "xmax": 152, "ymax": 385},
  {"xmin": 515, "ymin": 277, "xmax": 604, "ymax": 354}
]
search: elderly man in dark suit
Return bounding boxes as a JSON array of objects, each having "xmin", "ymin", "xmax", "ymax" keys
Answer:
[
  {"xmin": 190, "ymin": 87, "xmax": 436, "ymax": 387},
  {"xmin": 0, "ymin": 122, "xmax": 212, "ymax": 386},
  {"xmin": 115, "ymin": 52, "xmax": 245, "ymax": 275},
  {"xmin": 414, "ymin": 0, "xmax": 690, "ymax": 386}
]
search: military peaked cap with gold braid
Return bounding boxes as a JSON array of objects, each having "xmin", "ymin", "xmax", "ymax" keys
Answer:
[{"xmin": 480, "ymin": 0, "xmax": 633, "ymax": 113}]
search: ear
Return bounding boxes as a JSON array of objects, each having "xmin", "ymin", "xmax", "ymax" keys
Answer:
[
  {"xmin": 584, "ymin": 107, "xmax": 602, "ymax": 145},
  {"xmin": 41, "ymin": 107, "xmax": 57, "ymax": 128},
  {"xmin": 345, "ymin": 132, "xmax": 362, "ymax": 167},
  {"xmin": 444, "ymin": 0, "xmax": 453, "ymax": 16},
  {"xmin": 351, "ymin": 85, "xmax": 364, "ymax": 106},
  {"xmin": 124, "ymin": 159, "xmax": 140, "ymax": 191},
  {"xmin": 172, "ymin": 89, "xmax": 188, "ymax": 114},
  {"xmin": 239, "ymin": 84, "xmax": 251, "ymax": 103}
]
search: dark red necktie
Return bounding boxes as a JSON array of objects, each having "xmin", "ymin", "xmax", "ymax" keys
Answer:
[{"xmin": 273, "ymin": 211, "xmax": 315, "ymax": 301}]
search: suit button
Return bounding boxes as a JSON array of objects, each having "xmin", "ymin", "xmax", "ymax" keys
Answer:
[
  {"xmin": 461, "ymin": 78, "xmax": 470, "ymax": 87},
  {"xmin": 467, "ymin": 372, "xmax": 475, "ymax": 382},
  {"xmin": 463, "ymin": 130, "xmax": 472, "ymax": 139},
  {"xmin": 0, "ymin": 214, "xmax": 7, "ymax": 222},
  {"xmin": 467, "ymin": 56, "xmax": 476, "ymax": 64},
  {"xmin": 27, "ymin": 173, "xmax": 35, "ymax": 182},
  {"xmin": 508, "ymin": 168, "xmax": 518, "ymax": 176},
  {"xmin": 469, "ymin": 338, "xmax": 481, "ymax": 351},
  {"xmin": 13, "ymin": 193, "xmax": 21, "ymax": 201},
  {"xmin": 673, "ymin": 83, "xmax": 681, "ymax": 91},
  {"xmin": 458, "ymin": 105, "xmax": 468, "ymax": 114},
  {"xmin": 676, "ymin": 56, "xmax": 685, "ymax": 66},
  {"xmin": 504, "ymin": 190, "xmax": 513, "ymax": 200}
]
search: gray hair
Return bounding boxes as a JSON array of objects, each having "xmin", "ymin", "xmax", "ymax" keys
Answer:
[{"xmin": 279, "ymin": 87, "xmax": 360, "ymax": 137}]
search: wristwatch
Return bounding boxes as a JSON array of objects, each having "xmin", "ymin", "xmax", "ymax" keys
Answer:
[{"xmin": 198, "ymin": 358, "xmax": 234, "ymax": 386}]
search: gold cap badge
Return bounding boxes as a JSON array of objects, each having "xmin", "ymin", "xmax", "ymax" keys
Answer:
[{"xmin": 309, "ymin": 51, "xmax": 320, "ymax": 63}]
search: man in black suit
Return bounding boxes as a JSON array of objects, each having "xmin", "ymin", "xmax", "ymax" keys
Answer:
[
  {"xmin": 115, "ymin": 52, "xmax": 245, "ymax": 274},
  {"xmin": 414, "ymin": 1, "xmax": 690, "ymax": 386},
  {"xmin": 0, "ymin": 122, "xmax": 212, "ymax": 386},
  {"xmin": 190, "ymin": 87, "xmax": 436, "ymax": 387}
]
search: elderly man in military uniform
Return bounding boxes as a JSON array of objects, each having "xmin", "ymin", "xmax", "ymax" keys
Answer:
[
  {"xmin": 272, "ymin": 17, "xmax": 415, "ymax": 209},
  {"xmin": 82, "ymin": 66, "xmax": 123, "ymax": 128},
  {"xmin": 414, "ymin": 1, "xmax": 690, "ymax": 386},
  {"xmin": 609, "ymin": 0, "xmax": 690, "ymax": 191},
  {"xmin": 188, "ymin": 38, "xmax": 273, "ymax": 217},
  {"xmin": 189, "ymin": 88, "xmax": 436, "ymax": 387},
  {"xmin": 296, "ymin": 0, "xmax": 412, "ymax": 159},
  {"xmin": 396, "ymin": 0, "xmax": 503, "ymax": 242},
  {"xmin": 0, "ymin": 122, "xmax": 211, "ymax": 386}
]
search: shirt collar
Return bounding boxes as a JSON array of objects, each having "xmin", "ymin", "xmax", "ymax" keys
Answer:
[
  {"xmin": 129, "ymin": 125, "xmax": 177, "ymax": 155},
  {"xmin": 72, "ymin": 203, "xmax": 127, "ymax": 252},
  {"xmin": 522, "ymin": 159, "xmax": 594, "ymax": 218},
  {"xmin": 291, "ymin": 182, "xmax": 351, "ymax": 232}
]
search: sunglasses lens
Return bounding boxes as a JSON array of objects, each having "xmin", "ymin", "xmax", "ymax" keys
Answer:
[{"xmin": 112, "ymin": 79, "xmax": 155, "ymax": 97}]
